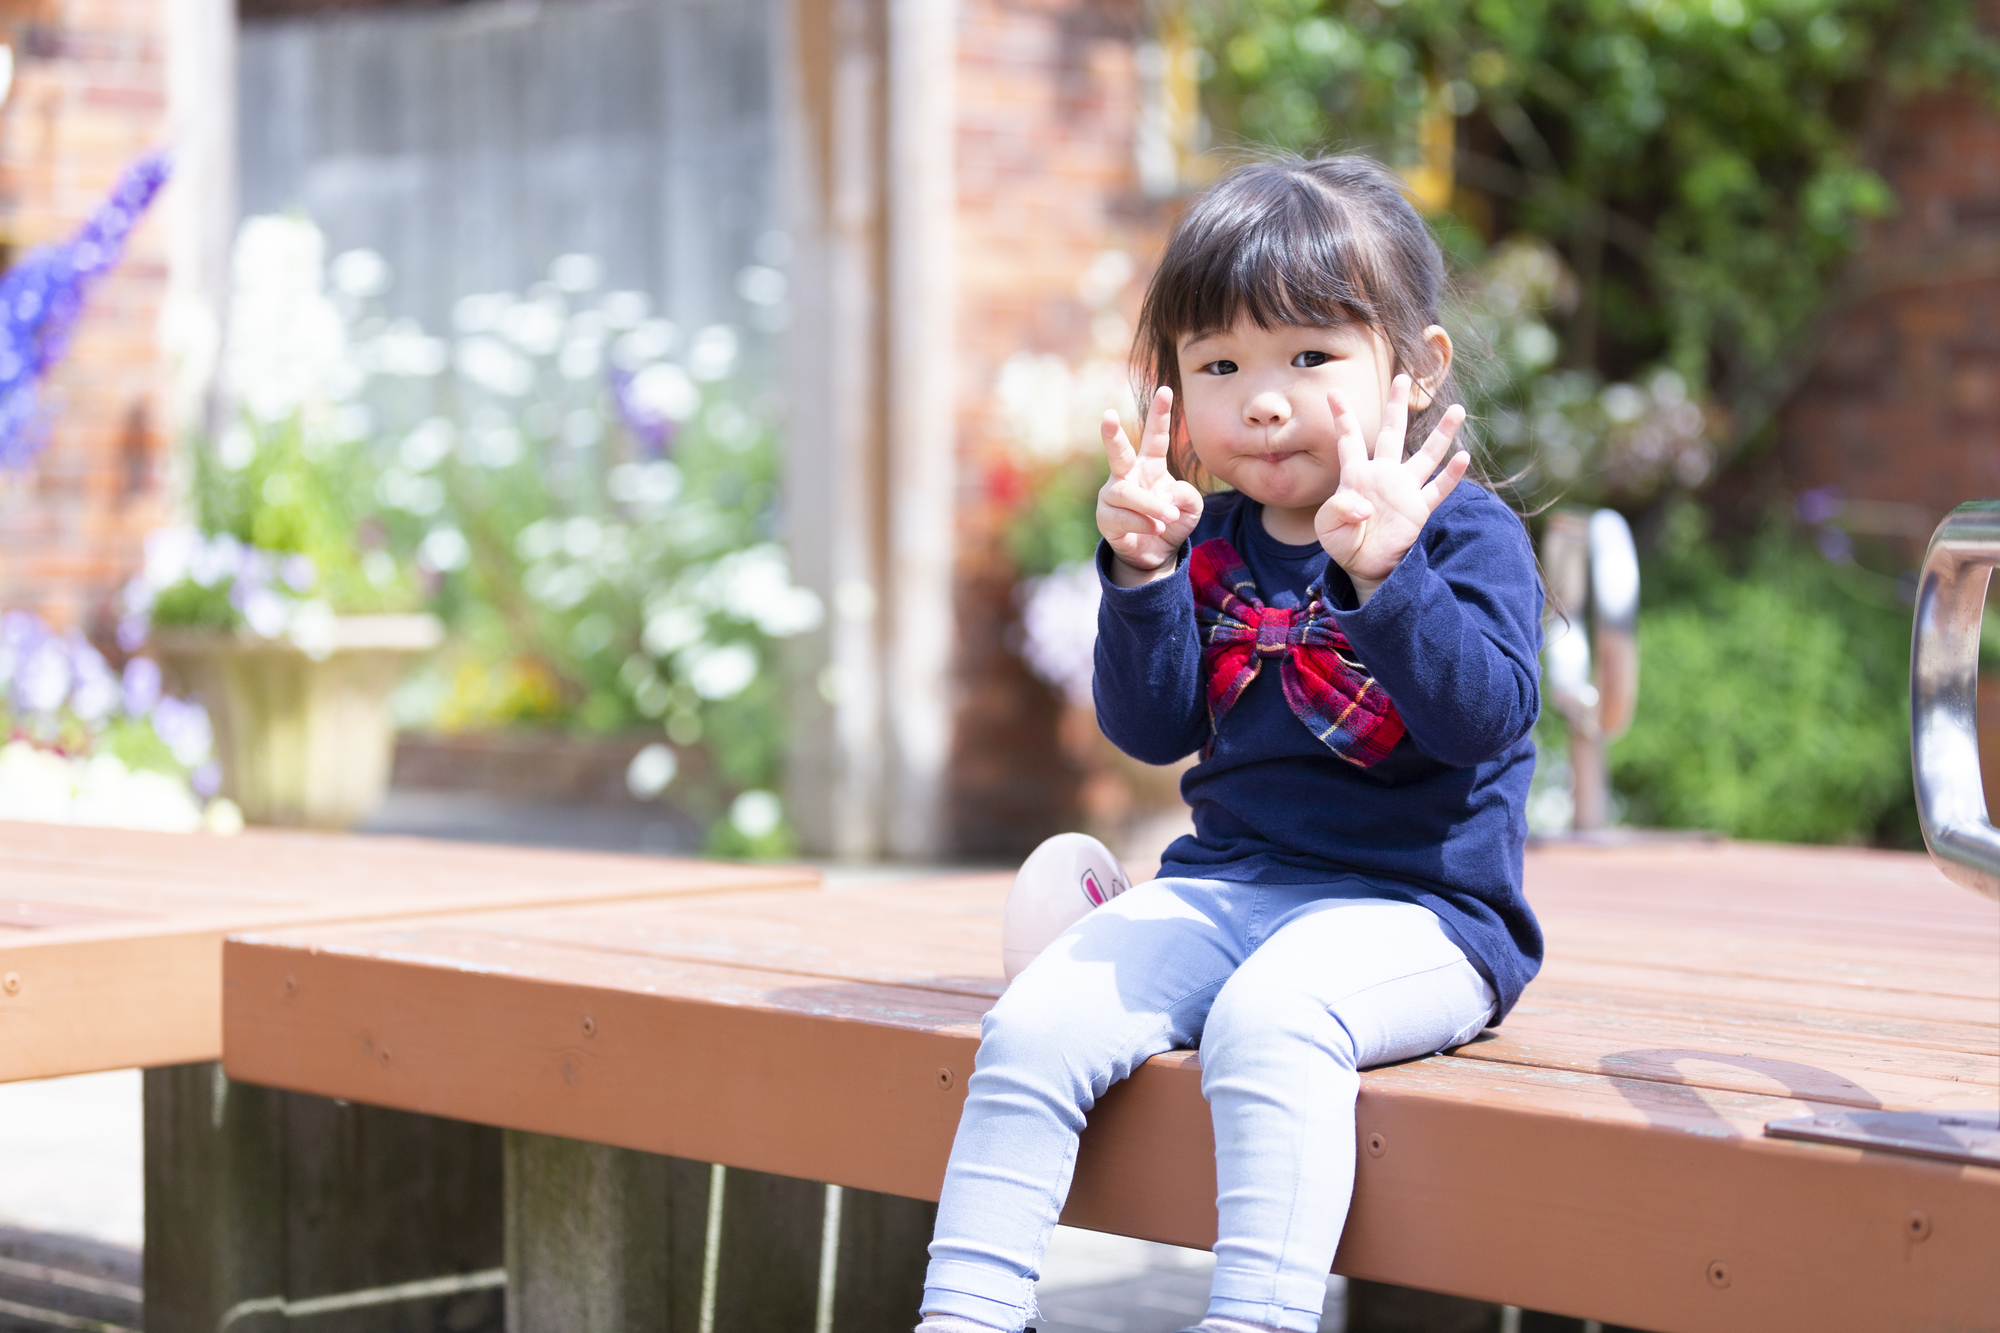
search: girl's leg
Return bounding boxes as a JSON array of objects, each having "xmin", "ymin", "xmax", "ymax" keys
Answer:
[
  {"xmin": 1196, "ymin": 898, "xmax": 1496, "ymax": 1333},
  {"xmin": 922, "ymin": 879, "xmax": 1255, "ymax": 1331}
]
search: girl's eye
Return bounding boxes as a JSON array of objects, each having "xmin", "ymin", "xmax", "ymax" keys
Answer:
[
  {"xmin": 1293, "ymin": 350, "xmax": 1331, "ymax": 368},
  {"xmin": 1203, "ymin": 360, "xmax": 1238, "ymax": 375}
]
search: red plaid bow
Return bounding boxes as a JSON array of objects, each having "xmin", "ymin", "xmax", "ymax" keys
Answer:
[{"xmin": 1189, "ymin": 538, "xmax": 1405, "ymax": 766}]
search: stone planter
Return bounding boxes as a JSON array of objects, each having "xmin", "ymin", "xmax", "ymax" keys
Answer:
[{"xmin": 152, "ymin": 615, "xmax": 444, "ymax": 829}]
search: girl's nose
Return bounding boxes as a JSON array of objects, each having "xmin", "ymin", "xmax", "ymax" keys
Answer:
[{"xmin": 1244, "ymin": 391, "xmax": 1290, "ymax": 428}]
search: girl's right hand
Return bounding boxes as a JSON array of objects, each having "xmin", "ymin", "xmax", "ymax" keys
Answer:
[{"xmin": 1097, "ymin": 386, "xmax": 1203, "ymax": 585}]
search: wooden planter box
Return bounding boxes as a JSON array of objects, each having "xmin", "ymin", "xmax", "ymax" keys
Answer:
[{"xmin": 152, "ymin": 616, "xmax": 443, "ymax": 830}]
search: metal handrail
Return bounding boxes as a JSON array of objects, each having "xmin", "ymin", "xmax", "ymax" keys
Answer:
[{"xmin": 1912, "ymin": 501, "xmax": 2000, "ymax": 901}]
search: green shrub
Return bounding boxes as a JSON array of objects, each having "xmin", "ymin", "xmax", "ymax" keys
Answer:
[{"xmin": 1609, "ymin": 507, "xmax": 1917, "ymax": 846}]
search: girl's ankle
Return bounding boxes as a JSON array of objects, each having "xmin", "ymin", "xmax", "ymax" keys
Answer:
[{"xmin": 914, "ymin": 1316, "xmax": 1016, "ymax": 1333}]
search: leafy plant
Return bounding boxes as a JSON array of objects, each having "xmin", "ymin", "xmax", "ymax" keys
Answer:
[
  {"xmin": 1191, "ymin": 0, "xmax": 2000, "ymax": 497},
  {"xmin": 1609, "ymin": 502, "xmax": 1917, "ymax": 845}
]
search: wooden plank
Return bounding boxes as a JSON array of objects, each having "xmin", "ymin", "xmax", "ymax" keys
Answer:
[
  {"xmin": 221, "ymin": 886, "xmax": 2000, "ymax": 1333},
  {"xmin": 1524, "ymin": 842, "xmax": 1999, "ymax": 955},
  {"xmin": 0, "ymin": 822, "xmax": 816, "ymax": 1082}
]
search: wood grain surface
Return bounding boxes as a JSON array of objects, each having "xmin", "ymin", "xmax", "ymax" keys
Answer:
[
  {"xmin": 0, "ymin": 821, "xmax": 817, "ymax": 1081},
  {"xmin": 220, "ymin": 843, "xmax": 2000, "ymax": 1332}
]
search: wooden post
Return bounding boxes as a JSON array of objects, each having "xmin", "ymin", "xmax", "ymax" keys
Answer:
[
  {"xmin": 780, "ymin": 0, "xmax": 959, "ymax": 861},
  {"xmin": 143, "ymin": 1062, "xmax": 504, "ymax": 1333},
  {"xmin": 505, "ymin": 1131, "xmax": 937, "ymax": 1332},
  {"xmin": 1344, "ymin": 1279, "xmax": 1500, "ymax": 1333}
]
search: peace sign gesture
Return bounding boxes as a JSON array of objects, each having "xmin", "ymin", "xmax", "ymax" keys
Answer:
[
  {"xmin": 1315, "ymin": 375, "xmax": 1469, "ymax": 590},
  {"xmin": 1097, "ymin": 386, "xmax": 1204, "ymax": 586}
]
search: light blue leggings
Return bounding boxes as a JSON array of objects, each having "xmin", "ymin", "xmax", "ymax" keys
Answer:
[{"xmin": 922, "ymin": 877, "xmax": 1497, "ymax": 1333}]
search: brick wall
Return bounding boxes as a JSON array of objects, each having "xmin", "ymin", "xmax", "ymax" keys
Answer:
[
  {"xmin": 0, "ymin": 0, "xmax": 170, "ymax": 631},
  {"xmin": 946, "ymin": 0, "xmax": 1175, "ymax": 858},
  {"xmin": 1776, "ymin": 61, "xmax": 2000, "ymax": 530}
]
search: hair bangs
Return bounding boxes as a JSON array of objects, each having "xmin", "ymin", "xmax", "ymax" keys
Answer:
[{"xmin": 1153, "ymin": 173, "xmax": 1383, "ymax": 347}]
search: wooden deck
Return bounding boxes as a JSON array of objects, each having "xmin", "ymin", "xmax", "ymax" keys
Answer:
[
  {"xmin": 220, "ymin": 841, "xmax": 2000, "ymax": 1333},
  {"xmin": 0, "ymin": 821, "xmax": 816, "ymax": 1082}
]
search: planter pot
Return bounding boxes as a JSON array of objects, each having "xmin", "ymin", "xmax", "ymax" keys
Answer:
[{"xmin": 152, "ymin": 615, "xmax": 444, "ymax": 830}]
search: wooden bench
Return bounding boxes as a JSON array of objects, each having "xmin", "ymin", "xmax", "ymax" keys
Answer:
[
  {"xmin": 0, "ymin": 820, "xmax": 814, "ymax": 1082},
  {"xmin": 219, "ymin": 840, "xmax": 1999, "ymax": 1333},
  {"xmin": 0, "ymin": 820, "xmax": 816, "ymax": 1332}
]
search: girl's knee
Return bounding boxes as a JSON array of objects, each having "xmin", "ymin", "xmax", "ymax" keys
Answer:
[{"xmin": 1200, "ymin": 973, "xmax": 1358, "ymax": 1074}]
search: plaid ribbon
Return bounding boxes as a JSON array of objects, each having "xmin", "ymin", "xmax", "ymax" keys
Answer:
[{"xmin": 1189, "ymin": 538, "xmax": 1405, "ymax": 766}]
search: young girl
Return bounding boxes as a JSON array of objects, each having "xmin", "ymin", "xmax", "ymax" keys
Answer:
[{"xmin": 917, "ymin": 155, "xmax": 1544, "ymax": 1333}]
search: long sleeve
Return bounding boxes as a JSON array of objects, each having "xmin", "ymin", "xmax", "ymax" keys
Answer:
[
  {"xmin": 1331, "ymin": 489, "xmax": 1543, "ymax": 768},
  {"xmin": 1091, "ymin": 541, "xmax": 1209, "ymax": 766}
]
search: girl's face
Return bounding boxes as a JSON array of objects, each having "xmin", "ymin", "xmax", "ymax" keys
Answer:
[{"xmin": 1176, "ymin": 315, "xmax": 1450, "ymax": 540}]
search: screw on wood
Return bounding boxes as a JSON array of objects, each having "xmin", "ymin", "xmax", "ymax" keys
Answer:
[
  {"xmin": 1907, "ymin": 1210, "xmax": 1932, "ymax": 1242},
  {"xmin": 582, "ymin": 1014, "xmax": 597, "ymax": 1038},
  {"xmin": 1365, "ymin": 1132, "xmax": 1387, "ymax": 1158},
  {"xmin": 936, "ymin": 1067, "xmax": 954, "ymax": 1090},
  {"xmin": 378, "ymin": 1046, "xmax": 393, "ymax": 1067},
  {"xmin": 1, "ymin": 972, "xmax": 18, "ymax": 995},
  {"xmin": 1705, "ymin": 1261, "xmax": 1730, "ymax": 1289},
  {"xmin": 284, "ymin": 974, "xmax": 298, "ymax": 997}
]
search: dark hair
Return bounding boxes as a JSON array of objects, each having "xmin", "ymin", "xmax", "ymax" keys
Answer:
[{"xmin": 1134, "ymin": 154, "xmax": 1470, "ymax": 488}]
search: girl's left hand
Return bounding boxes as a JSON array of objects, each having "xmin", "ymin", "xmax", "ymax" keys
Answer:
[{"xmin": 1315, "ymin": 376, "xmax": 1469, "ymax": 593}]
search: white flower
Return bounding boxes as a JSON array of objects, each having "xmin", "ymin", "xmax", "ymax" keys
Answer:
[
  {"xmin": 614, "ymin": 318, "xmax": 679, "ymax": 368},
  {"xmin": 686, "ymin": 325, "xmax": 739, "ymax": 382},
  {"xmin": 626, "ymin": 743, "xmax": 678, "ymax": 799},
  {"xmin": 1018, "ymin": 562, "xmax": 1101, "ymax": 706},
  {"xmin": 418, "ymin": 527, "xmax": 471, "ymax": 573},
  {"xmin": 227, "ymin": 215, "xmax": 351, "ymax": 423},
  {"xmin": 642, "ymin": 603, "xmax": 705, "ymax": 657},
  {"xmin": 330, "ymin": 248, "xmax": 391, "ymax": 297},
  {"xmin": 729, "ymin": 789, "xmax": 782, "ymax": 839},
  {"xmin": 240, "ymin": 586, "xmax": 291, "ymax": 638},
  {"xmin": 608, "ymin": 461, "xmax": 683, "ymax": 509},
  {"xmin": 287, "ymin": 599, "xmax": 338, "ymax": 660},
  {"xmin": 684, "ymin": 642, "xmax": 758, "ymax": 700},
  {"xmin": 499, "ymin": 298, "xmax": 566, "ymax": 357},
  {"xmin": 455, "ymin": 336, "xmax": 535, "ymax": 396},
  {"xmin": 142, "ymin": 526, "xmax": 202, "ymax": 590}
]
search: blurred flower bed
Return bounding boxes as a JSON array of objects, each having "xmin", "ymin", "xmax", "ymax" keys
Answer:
[
  {"xmin": 139, "ymin": 216, "xmax": 817, "ymax": 853},
  {"xmin": 0, "ymin": 611, "xmax": 239, "ymax": 832}
]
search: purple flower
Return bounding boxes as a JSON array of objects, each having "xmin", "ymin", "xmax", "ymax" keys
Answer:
[
  {"xmin": 151, "ymin": 695, "xmax": 213, "ymax": 767},
  {"xmin": 116, "ymin": 615, "xmax": 149, "ymax": 653},
  {"xmin": 122, "ymin": 656, "xmax": 162, "ymax": 716},
  {"xmin": 191, "ymin": 759, "xmax": 222, "ymax": 799},
  {"xmin": 15, "ymin": 638, "xmax": 71, "ymax": 714},
  {"xmin": 67, "ymin": 634, "xmax": 119, "ymax": 722},
  {"xmin": 0, "ymin": 151, "xmax": 171, "ymax": 470},
  {"xmin": 607, "ymin": 365, "xmax": 678, "ymax": 458},
  {"xmin": 279, "ymin": 553, "xmax": 317, "ymax": 593}
]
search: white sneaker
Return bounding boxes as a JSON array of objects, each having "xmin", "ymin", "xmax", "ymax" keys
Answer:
[{"xmin": 1000, "ymin": 832, "xmax": 1130, "ymax": 980}]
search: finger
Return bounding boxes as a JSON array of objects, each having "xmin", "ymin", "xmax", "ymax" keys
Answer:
[
  {"xmin": 1419, "ymin": 451, "xmax": 1473, "ymax": 509},
  {"xmin": 1104, "ymin": 477, "xmax": 1179, "ymax": 526},
  {"xmin": 1328, "ymin": 389, "xmax": 1369, "ymax": 474},
  {"xmin": 1165, "ymin": 479, "xmax": 1205, "ymax": 528},
  {"xmin": 1101, "ymin": 410, "xmax": 1137, "ymax": 480},
  {"xmin": 1377, "ymin": 374, "xmax": 1411, "ymax": 462},
  {"xmin": 1136, "ymin": 385, "xmax": 1175, "ymax": 461},
  {"xmin": 1326, "ymin": 490, "xmax": 1374, "ymax": 526},
  {"xmin": 1408, "ymin": 404, "xmax": 1467, "ymax": 475}
]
